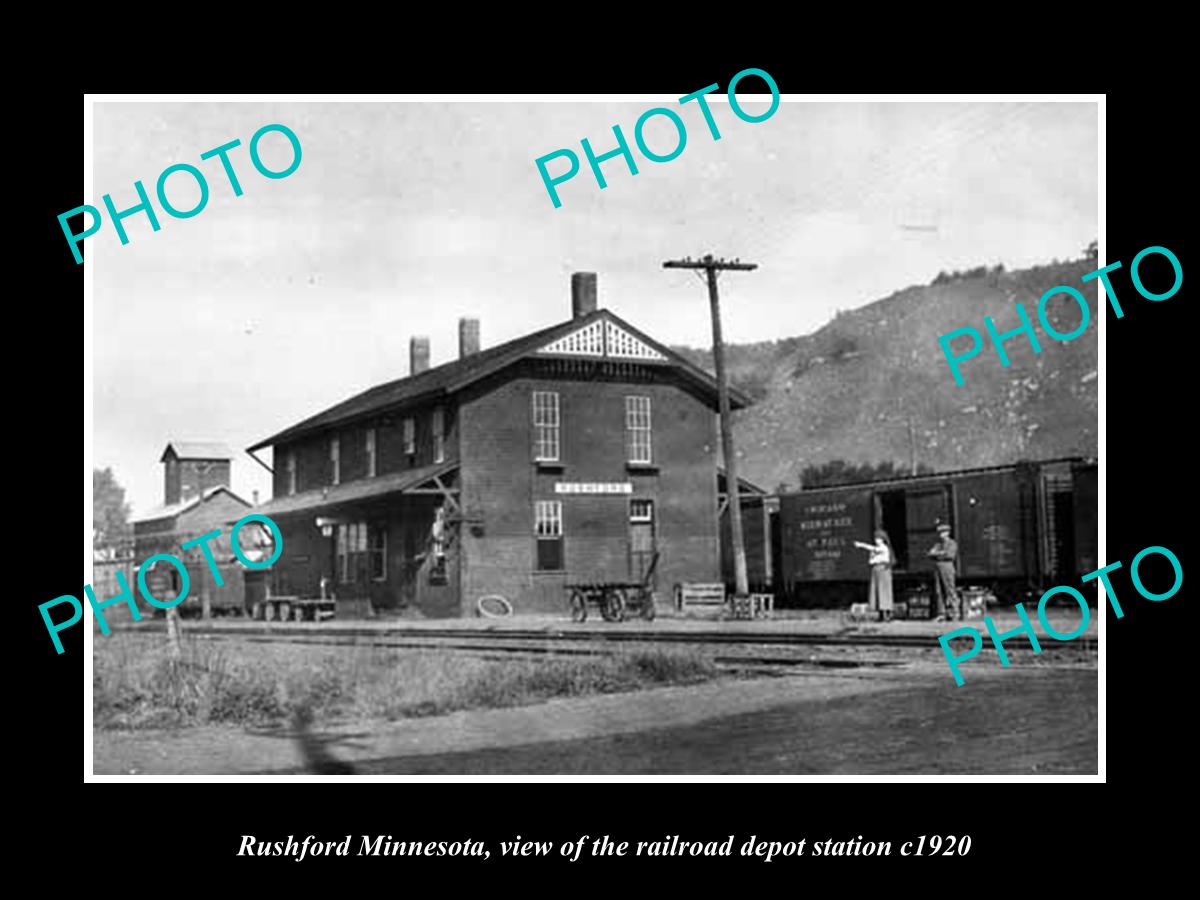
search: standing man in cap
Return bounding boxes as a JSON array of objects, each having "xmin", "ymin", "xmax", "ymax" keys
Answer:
[{"xmin": 928, "ymin": 521, "xmax": 960, "ymax": 621}]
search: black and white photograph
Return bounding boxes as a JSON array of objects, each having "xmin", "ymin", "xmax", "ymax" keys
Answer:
[{"xmin": 85, "ymin": 94, "xmax": 1100, "ymax": 777}]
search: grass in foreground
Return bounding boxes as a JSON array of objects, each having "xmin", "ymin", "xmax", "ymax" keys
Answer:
[{"xmin": 93, "ymin": 634, "xmax": 719, "ymax": 731}]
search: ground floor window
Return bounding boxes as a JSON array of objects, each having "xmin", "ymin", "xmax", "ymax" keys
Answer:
[
  {"xmin": 535, "ymin": 500, "xmax": 563, "ymax": 571},
  {"xmin": 336, "ymin": 521, "xmax": 374, "ymax": 583}
]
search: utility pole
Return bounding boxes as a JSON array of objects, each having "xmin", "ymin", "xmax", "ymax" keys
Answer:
[{"xmin": 663, "ymin": 254, "xmax": 757, "ymax": 603}]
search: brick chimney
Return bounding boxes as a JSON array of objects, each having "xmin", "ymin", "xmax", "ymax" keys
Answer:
[
  {"xmin": 458, "ymin": 317, "xmax": 480, "ymax": 357},
  {"xmin": 571, "ymin": 272, "xmax": 597, "ymax": 319},
  {"xmin": 410, "ymin": 335, "xmax": 430, "ymax": 374}
]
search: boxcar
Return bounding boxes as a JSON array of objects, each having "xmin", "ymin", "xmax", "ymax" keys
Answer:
[{"xmin": 763, "ymin": 457, "xmax": 1097, "ymax": 608}]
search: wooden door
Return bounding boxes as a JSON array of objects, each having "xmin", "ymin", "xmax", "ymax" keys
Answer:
[{"xmin": 629, "ymin": 499, "xmax": 657, "ymax": 585}]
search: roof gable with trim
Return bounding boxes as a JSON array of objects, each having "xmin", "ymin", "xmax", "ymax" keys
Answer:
[{"xmin": 536, "ymin": 318, "xmax": 667, "ymax": 361}]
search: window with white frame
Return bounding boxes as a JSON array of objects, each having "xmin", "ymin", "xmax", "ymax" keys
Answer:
[
  {"xmin": 432, "ymin": 407, "xmax": 446, "ymax": 464},
  {"xmin": 532, "ymin": 391, "xmax": 560, "ymax": 462},
  {"xmin": 630, "ymin": 498, "xmax": 655, "ymax": 522},
  {"xmin": 403, "ymin": 418, "xmax": 415, "ymax": 456},
  {"xmin": 625, "ymin": 395, "xmax": 652, "ymax": 464},
  {"xmin": 330, "ymin": 436, "xmax": 340, "ymax": 485},
  {"xmin": 534, "ymin": 500, "xmax": 564, "ymax": 571},
  {"xmin": 286, "ymin": 450, "xmax": 297, "ymax": 495},
  {"xmin": 365, "ymin": 428, "xmax": 377, "ymax": 478},
  {"xmin": 336, "ymin": 521, "xmax": 370, "ymax": 583}
]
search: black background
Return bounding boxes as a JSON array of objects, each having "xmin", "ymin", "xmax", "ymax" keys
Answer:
[{"xmin": 16, "ymin": 48, "xmax": 1188, "ymax": 888}]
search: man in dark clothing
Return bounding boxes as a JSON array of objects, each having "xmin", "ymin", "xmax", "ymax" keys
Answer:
[{"xmin": 928, "ymin": 522, "xmax": 960, "ymax": 621}]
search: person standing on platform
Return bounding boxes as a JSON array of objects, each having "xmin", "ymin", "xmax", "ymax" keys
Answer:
[
  {"xmin": 928, "ymin": 522, "xmax": 960, "ymax": 622},
  {"xmin": 854, "ymin": 529, "xmax": 895, "ymax": 622}
]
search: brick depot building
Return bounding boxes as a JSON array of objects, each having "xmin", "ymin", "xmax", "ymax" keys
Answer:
[{"xmin": 249, "ymin": 273, "xmax": 750, "ymax": 617}]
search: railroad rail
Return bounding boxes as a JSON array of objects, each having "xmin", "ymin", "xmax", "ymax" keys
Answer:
[{"xmin": 111, "ymin": 620, "xmax": 1096, "ymax": 669}]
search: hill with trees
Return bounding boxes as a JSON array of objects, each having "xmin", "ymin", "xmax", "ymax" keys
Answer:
[{"xmin": 673, "ymin": 250, "xmax": 1099, "ymax": 492}]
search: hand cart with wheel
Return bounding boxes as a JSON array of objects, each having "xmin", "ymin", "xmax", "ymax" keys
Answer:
[{"xmin": 566, "ymin": 552, "xmax": 659, "ymax": 623}]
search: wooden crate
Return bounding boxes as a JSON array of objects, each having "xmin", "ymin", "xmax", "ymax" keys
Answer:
[
  {"xmin": 676, "ymin": 583, "xmax": 727, "ymax": 615},
  {"xmin": 750, "ymin": 593, "xmax": 774, "ymax": 618},
  {"xmin": 904, "ymin": 590, "xmax": 933, "ymax": 620},
  {"xmin": 960, "ymin": 587, "xmax": 991, "ymax": 619}
]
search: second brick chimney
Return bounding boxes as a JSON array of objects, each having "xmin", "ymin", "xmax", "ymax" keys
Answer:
[
  {"xmin": 410, "ymin": 336, "xmax": 431, "ymax": 374},
  {"xmin": 459, "ymin": 317, "xmax": 480, "ymax": 358}
]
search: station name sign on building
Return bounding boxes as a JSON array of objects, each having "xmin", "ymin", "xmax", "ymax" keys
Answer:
[{"xmin": 554, "ymin": 482, "xmax": 633, "ymax": 495}]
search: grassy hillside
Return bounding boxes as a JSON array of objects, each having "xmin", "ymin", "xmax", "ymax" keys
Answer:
[{"xmin": 673, "ymin": 256, "xmax": 1099, "ymax": 491}]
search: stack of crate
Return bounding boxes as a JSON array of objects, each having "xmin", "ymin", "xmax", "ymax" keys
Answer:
[{"xmin": 902, "ymin": 588, "xmax": 933, "ymax": 620}]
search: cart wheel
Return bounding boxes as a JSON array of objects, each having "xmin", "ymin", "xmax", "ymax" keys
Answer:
[
  {"xmin": 605, "ymin": 588, "xmax": 627, "ymax": 622},
  {"xmin": 570, "ymin": 591, "xmax": 588, "ymax": 623},
  {"xmin": 641, "ymin": 591, "xmax": 657, "ymax": 621}
]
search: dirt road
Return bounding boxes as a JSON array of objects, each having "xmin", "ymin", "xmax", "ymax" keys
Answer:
[
  {"xmin": 342, "ymin": 668, "xmax": 1096, "ymax": 774},
  {"xmin": 94, "ymin": 665, "xmax": 1096, "ymax": 775}
]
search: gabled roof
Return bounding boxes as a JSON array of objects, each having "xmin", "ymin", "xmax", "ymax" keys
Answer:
[
  {"xmin": 248, "ymin": 308, "xmax": 752, "ymax": 452},
  {"xmin": 161, "ymin": 441, "xmax": 234, "ymax": 462},
  {"xmin": 131, "ymin": 484, "xmax": 252, "ymax": 524}
]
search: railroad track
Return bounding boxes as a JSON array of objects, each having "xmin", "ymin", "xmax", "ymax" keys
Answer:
[
  {"xmin": 229, "ymin": 633, "xmax": 916, "ymax": 673},
  {"xmin": 115, "ymin": 620, "xmax": 1096, "ymax": 670},
  {"xmin": 170, "ymin": 631, "xmax": 1090, "ymax": 677}
]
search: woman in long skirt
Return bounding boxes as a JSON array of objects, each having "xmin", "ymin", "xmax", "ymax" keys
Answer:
[{"xmin": 854, "ymin": 529, "xmax": 895, "ymax": 621}]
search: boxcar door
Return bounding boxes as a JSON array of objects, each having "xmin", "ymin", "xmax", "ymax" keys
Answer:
[
  {"xmin": 1040, "ymin": 465, "xmax": 1076, "ymax": 584},
  {"xmin": 906, "ymin": 486, "xmax": 951, "ymax": 573},
  {"xmin": 875, "ymin": 490, "xmax": 909, "ymax": 570}
]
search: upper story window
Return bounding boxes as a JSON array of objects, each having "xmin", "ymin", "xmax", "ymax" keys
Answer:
[
  {"xmin": 286, "ymin": 450, "xmax": 297, "ymax": 495},
  {"xmin": 365, "ymin": 428, "xmax": 377, "ymax": 478},
  {"xmin": 532, "ymin": 391, "xmax": 560, "ymax": 462},
  {"xmin": 625, "ymin": 395, "xmax": 652, "ymax": 464},
  {"xmin": 403, "ymin": 417, "xmax": 415, "ymax": 456},
  {"xmin": 329, "ymin": 436, "xmax": 341, "ymax": 486},
  {"xmin": 432, "ymin": 407, "xmax": 446, "ymax": 464}
]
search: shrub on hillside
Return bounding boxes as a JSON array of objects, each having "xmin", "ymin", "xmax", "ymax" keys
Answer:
[{"xmin": 799, "ymin": 459, "xmax": 935, "ymax": 488}]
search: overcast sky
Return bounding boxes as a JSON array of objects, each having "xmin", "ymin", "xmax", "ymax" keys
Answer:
[{"xmin": 91, "ymin": 99, "xmax": 1097, "ymax": 514}]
